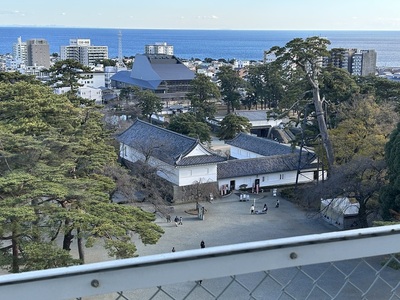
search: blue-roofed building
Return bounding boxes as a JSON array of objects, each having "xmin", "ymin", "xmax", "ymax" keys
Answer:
[{"xmin": 111, "ymin": 54, "xmax": 195, "ymax": 108}]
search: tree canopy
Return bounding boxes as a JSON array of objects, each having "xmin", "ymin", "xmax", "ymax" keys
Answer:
[
  {"xmin": 168, "ymin": 113, "xmax": 211, "ymax": 143},
  {"xmin": 217, "ymin": 65, "xmax": 245, "ymax": 114},
  {"xmin": 218, "ymin": 114, "xmax": 252, "ymax": 140},
  {"xmin": 0, "ymin": 75, "xmax": 163, "ymax": 272},
  {"xmin": 245, "ymin": 63, "xmax": 285, "ymax": 110},
  {"xmin": 136, "ymin": 90, "xmax": 163, "ymax": 123},
  {"xmin": 187, "ymin": 74, "xmax": 220, "ymax": 121},
  {"xmin": 268, "ymin": 37, "xmax": 335, "ymax": 169},
  {"xmin": 330, "ymin": 96, "xmax": 398, "ymax": 165},
  {"xmin": 45, "ymin": 59, "xmax": 92, "ymax": 105},
  {"xmin": 380, "ymin": 122, "xmax": 400, "ymax": 220}
]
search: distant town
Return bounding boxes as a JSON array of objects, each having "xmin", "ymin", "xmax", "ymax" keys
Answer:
[{"xmin": 1, "ymin": 37, "xmax": 400, "ymax": 107}]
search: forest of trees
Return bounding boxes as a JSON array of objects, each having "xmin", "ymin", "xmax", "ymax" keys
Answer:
[{"xmin": 2, "ymin": 36, "xmax": 400, "ymax": 272}]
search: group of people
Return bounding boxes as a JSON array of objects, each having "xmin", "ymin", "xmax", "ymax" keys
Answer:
[
  {"xmin": 251, "ymin": 200, "xmax": 280, "ymax": 214},
  {"xmin": 166, "ymin": 215, "xmax": 184, "ymax": 226},
  {"xmin": 172, "ymin": 240, "xmax": 205, "ymax": 253},
  {"xmin": 174, "ymin": 216, "xmax": 183, "ymax": 226}
]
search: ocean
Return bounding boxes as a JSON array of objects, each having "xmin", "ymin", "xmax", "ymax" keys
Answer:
[{"xmin": 0, "ymin": 27, "xmax": 399, "ymax": 67}]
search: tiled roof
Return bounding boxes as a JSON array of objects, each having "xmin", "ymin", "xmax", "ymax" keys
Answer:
[
  {"xmin": 234, "ymin": 110, "xmax": 269, "ymax": 121},
  {"xmin": 176, "ymin": 155, "xmax": 226, "ymax": 166},
  {"xmin": 217, "ymin": 152, "xmax": 316, "ymax": 179},
  {"xmin": 117, "ymin": 119, "xmax": 225, "ymax": 166},
  {"xmin": 226, "ymin": 132, "xmax": 299, "ymax": 157}
]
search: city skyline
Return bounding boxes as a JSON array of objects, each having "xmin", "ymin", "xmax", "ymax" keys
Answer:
[{"xmin": 1, "ymin": 0, "xmax": 400, "ymax": 31}]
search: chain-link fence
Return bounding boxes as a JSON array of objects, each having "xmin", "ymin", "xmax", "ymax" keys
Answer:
[{"xmin": 1, "ymin": 225, "xmax": 399, "ymax": 300}]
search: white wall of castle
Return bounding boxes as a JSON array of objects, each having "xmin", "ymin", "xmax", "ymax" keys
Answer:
[
  {"xmin": 120, "ymin": 144, "xmax": 218, "ymax": 187},
  {"xmin": 218, "ymin": 169, "xmax": 320, "ymax": 192},
  {"xmin": 177, "ymin": 164, "xmax": 218, "ymax": 186},
  {"xmin": 229, "ymin": 145, "xmax": 264, "ymax": 159}
]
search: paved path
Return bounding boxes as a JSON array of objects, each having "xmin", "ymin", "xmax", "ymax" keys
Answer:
[
  {"xmin": 127, "ymin": 191, "xmax": 335, "ymax": 259},
  {"xmin": 80, "ymin": 191, "xmax": 337, "ymax": 299}
]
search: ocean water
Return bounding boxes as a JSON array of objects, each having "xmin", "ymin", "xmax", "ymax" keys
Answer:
[{"xmin": 0, "ymin": 27, "xmax": 399, "ymax": 67}]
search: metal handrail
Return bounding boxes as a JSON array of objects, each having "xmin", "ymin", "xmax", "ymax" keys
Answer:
[{"xmin": 0, "ymin": 224, "xmax": 399, "ymax": 300}]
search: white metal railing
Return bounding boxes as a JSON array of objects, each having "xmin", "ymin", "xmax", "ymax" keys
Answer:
[{"xmin": 0, "ymin": 225, "xmax": 400, "ymax": 300}]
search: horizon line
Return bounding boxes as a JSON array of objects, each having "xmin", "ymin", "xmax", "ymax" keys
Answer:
[{"xmin": 0, "ymin": 25, "xmax": 400, "ymax": 32}]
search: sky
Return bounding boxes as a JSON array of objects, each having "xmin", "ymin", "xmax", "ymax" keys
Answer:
[{"xmin": 1, "ymin": 0, "xmax": 400, "ymax": 30}]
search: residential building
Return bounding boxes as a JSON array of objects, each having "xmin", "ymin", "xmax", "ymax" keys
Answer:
[
  {"xmin": 12, "ymin": 37, "xmax": 27, "ymax": 65},
  {"xmin": 26, "ymin": 39, "xmax": 50, "ymax": 68},
  {"xmin": 53, "ymin": 72, "xmax": 105, "ymax": 104},
  {"xmin": 79, "ymin": 72, "xmax": 106, "ymax": 88},
  {"xmin": 326, "ymin": 48, "xmax": 357, "ymax": 71},
  {"xmin": 60, "ymin": 39, "xmax": 108, "ymax": 66},
  {"xmin": 77, "ymin": 86, "xmax": 102, "ymax": 103},
  {"xmin": 325, "ymin": 48, "xmax": 377, "ymax": 76},
  {"xmin": 104, "ymin": 66, "xmax": 119, "ymax": 88},
  {"xmin": 21, "ymin": 65, "xmax": 48, "ymax": 79},
  {"xmin": 351, "ymin": 49, "xmax": 377, "ymax": 76},
  {"xmin": 266, "ymin": 47, "xmax": 377, "ymax": 77},
  {"xmin": 12, "ymin": 37, "xmax": 50, "ymax": 68},
  {"xmin": 145, "ymin": 42, "xmax": 174, "ymax": 55}
]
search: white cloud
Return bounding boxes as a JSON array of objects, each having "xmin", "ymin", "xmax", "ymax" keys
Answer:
[
  {"xmin": 0, "ymin": 10, "xmax": 19, "ymax": 15},
  {"xmin": 197, "ymin": 15, "xmax": 219, "ymax": 20}
]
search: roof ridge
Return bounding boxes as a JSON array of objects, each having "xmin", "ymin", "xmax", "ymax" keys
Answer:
[{"xmin": 134, "ymin": 119, "xmax": 198, "ymax": 142}]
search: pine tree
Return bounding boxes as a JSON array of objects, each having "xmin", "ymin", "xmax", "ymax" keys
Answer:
[{"xmin": 0, "ymin": 76, "xmax": 164, "ymax": 272}]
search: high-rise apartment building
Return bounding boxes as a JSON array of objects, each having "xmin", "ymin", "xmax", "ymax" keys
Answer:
[
  {"xmin": 60, "ymin": 39, "xmax": 108, "ymax": 66},
  {"xmin": 351, "ymin": 50, "xmax": 377, "ymax": 76},
  {"xmin": 12, "ymin": 37, "xmax": 27, "ymax": 64},
  {"xmin": 327, "ymin": 48, "xmax": 357, "ymax": 71},
  {"xmin": 145, "ymin": 42, "xmax": 174, "ymax": 55},
  {"xmin": 26, "ymin": 39, "xmax": 50, "ymax": 68},
  {"xmin": 325, "ymin": 48, "xmax": 377, "ymax": 76}
]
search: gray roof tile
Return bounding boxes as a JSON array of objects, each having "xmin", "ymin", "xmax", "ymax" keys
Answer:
[
  {"xmin": 117, "ymin": 119, "xmax": 225, "ymax": 166},
  {"xmin": 217, "ymin": 152, "xmax": 316, "ymax": 179},
  {"xmin": 226, "ymin": 132, "xmax": 298, "ymax": 157}
]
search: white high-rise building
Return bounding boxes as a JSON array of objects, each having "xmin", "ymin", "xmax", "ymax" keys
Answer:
[
  {"xmin": 12, "ymin": 37, "xmax": 27, "ymax": 65},
  {"xmin": 60, "ymin": 39, "xmax": 108, "ymax": 66},
  {"xmin": 145, "ymin": 42, "xmax": 174, "ymax": 55}
]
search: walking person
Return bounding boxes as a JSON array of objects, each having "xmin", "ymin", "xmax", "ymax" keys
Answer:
[
  {"xmin": 263, "ymin": 203, "xmax": 268, "ymax": 213},
  {"xmin": 174, "ymin": 216, "xmax": 179, "ymax": 227},
  {"xmin": 166, "ymin": 214, "xmax": 171, "ymax": 223},
  {"xmin": 275, "ymin": 199, "xmax": 280, "ymax": 208},
  {"xmin": 250, "ymin": 204, "xmax": 255, "ymax": 214},
  {"xmin": 179, "ymin": 216, "xmax": 183, "ymax": 225},
  {"xmin": 199, "ymin": 240, "xmax": 206, "ymax": 284},
  {"xmin": 172, "ymin": 247, "xmax": 175, "ymax": 252}
]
